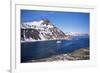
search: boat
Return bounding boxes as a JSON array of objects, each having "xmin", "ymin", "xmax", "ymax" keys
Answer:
[{"xmin": 56, "ymin": 41, "xmax": 62, "ymax": 43}]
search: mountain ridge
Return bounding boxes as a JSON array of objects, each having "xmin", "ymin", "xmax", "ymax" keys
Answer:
[{"xmin": 21, "ymin": 19, "xmax": 70, "ymax": 42}]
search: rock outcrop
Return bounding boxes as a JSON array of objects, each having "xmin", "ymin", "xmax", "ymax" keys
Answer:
[{"xmin": 21, "ymin": 19, "xmax": 69, "ymax": 41}]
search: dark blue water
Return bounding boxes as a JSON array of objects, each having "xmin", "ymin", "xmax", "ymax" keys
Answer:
[{"xmin": 21, "ymin": 36, "xmax": 89, "ymax": 62}]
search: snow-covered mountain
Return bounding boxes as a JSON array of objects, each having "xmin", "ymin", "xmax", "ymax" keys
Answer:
[
  {"xmin": 65, "ymin": 32, "xmax": 89, "ymax": 36},
  {"xmin": 21, "ymin": 19, "xmax": 69, "ymax": 41}
]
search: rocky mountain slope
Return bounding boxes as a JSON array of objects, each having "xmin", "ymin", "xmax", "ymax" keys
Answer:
[{"xmin": 21, "ymin": 19, "xmax": 69, "ymax": 41}]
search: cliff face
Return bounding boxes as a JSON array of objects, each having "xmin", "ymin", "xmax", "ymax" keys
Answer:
[{"xmin": 21, "ymin": 19, "xmax": 69, "ymax": 41}]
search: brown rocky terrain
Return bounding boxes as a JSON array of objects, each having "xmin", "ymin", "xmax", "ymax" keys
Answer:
[{"xmin": 28, "ymin": 48, "xmax": 89, "ymax": 62}]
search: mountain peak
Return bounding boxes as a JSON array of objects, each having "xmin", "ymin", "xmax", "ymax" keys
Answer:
[{"xmin": 21, "ymin": 19, "xmax": 70, "ymax": 41}]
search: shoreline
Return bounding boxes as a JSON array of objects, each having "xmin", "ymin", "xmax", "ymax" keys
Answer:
[
  {"xmin": 21, "ymin": 35, "xmax": 89, "ymax": 43},
  {"xmin": 21, "ymin": 38, "xmax": 72, "ymax": 43},
  {"xmin": 23, "ymin": 48, "xmax": 89, "ymax": 63}
]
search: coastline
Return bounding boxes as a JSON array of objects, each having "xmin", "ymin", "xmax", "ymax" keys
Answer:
[
  {"xmin": 21, "ymin": 38, "xmax": 72, "ymax": 43},
  {"xmin": 25, "ymin": 48, "xmax": 89, "ymax": 63}
]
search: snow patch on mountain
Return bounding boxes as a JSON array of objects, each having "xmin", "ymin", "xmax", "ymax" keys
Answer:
[{"xmin": 21, "ymin": 19, "xmax": 70, "ymax": 42}]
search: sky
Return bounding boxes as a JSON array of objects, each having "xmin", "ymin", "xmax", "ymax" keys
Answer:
[{"xmin": 21, "ymin": 10, "xmax": 90, "ymax": 33}]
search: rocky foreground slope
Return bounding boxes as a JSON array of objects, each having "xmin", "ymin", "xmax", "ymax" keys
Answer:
[{"xmin": 25, "ymin": 48, "xmax": 89, "ymax": 62}]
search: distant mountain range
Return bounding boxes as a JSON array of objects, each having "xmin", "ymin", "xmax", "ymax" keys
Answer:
[
  {"xmin": 65, "ymin": 32, "xmax": 89, "ymax": 37},
  {"xmin": 21, "ymin": 19, "xmax": 70, "ymax": 42}
]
